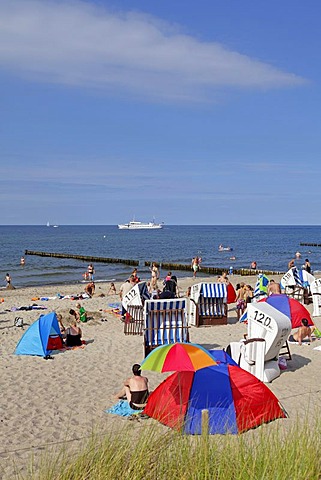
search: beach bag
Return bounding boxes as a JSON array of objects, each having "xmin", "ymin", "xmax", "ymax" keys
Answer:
[{"xmin": 278, "ymin": 357, "xmax": 287, "ymax": 370}]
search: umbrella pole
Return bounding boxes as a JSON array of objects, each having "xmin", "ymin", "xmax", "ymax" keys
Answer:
[{"xmin": 178, "ymin": 372, "xmax": 183, "ymax": 428}]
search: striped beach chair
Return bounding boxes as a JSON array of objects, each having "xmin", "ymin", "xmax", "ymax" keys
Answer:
[
  {"xmin": 189, "ymin": 283, "xmax": 227, "ymax": 327},
  {"xmin": 311, "ymin": 278, "xmax": 321, "ymax": 317},
  {"xmin": 143, "ymin": 299, "xmax": 190, "ymax": 357},
  {"xmin": 123, "ymin": 282, "xmax": 150, "ymax": 336},
  {"xmin": 281, "ymin": 267, "xmax": 315, "ymax": 303}
]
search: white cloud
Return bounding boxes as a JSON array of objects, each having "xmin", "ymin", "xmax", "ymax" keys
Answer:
[{"xmin": 0, "ymin": 0, "xmax": 306, "ymax": 101}]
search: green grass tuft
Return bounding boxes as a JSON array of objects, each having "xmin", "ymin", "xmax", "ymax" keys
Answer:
[{"xmin": 23, "ymin": 416, "xmax": 321, "ymax": 480}]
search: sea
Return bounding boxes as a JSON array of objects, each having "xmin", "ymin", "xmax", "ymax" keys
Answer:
[{"xmin": 1, "ymin": 225, "xmax": 321, "ymax": 289}]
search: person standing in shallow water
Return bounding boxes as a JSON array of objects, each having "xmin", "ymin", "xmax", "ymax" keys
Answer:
[
  {"xmin": 87, "ymin": 264, "xmax": 95, "ymax": 281},
  {"xmin": 304, "ymin": 259, "xmax": 311, "ymax": 273},
  {"xmin": 5, "ymin": 273, "xmax": 11, "ymax": 287}
]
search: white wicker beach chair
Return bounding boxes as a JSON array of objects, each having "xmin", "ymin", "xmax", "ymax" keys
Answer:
[{"xmin": 228, "ymin": 302, "xmax": 291, "ymax": 383}]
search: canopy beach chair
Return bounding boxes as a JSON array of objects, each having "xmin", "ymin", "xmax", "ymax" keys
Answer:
[
  {"xmin": 311, "ymin": 278, "xmax": 321, "ymax": 317},
  {"xmin": 189, "ymin": 283, "xmax": 227, "ymax": 326},
  {"xmin": 122, "ymin": 282, "xmax": 150, "ymax": 336},
  {"xmin": 143, "ymin": 299, "xmax": 190, "ymax": 357},
  {"xmin": 227, "ymin": 302, "xmax": 291, "ymax": 383},
  {"xmin": 281, "ymin": 267, "xmax": 315, "ymax": 303}
]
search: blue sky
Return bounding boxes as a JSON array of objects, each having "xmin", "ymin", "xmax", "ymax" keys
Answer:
[{"xmin": 1, "ymin": 0, "xmax": 320, "ymax": 225}]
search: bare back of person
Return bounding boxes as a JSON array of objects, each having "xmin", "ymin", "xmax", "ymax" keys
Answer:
[
  {"xmin": 115, "ymin": 364, "xmax": 149, "ymax": 409},
  {"xmin": 293, "ymin": 326, "xmax": 312, "ymax": 344},
  {"xmin": 268, "ymin": 281, "xmax": 281, "ymax": 295},
  {"xmin": 126, "ymin": 375, "xmax": 148, "ymax": 393}
]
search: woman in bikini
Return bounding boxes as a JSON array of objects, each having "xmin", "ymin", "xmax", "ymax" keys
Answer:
[
  {"xmin": 65, "ymin": 320, "xmax": 83, "ymax": 347},
  {"xmin": 115, "ymin": 364, "xmax": 149, "ymax": 410}
]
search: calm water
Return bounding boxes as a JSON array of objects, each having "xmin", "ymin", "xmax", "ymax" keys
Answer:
[{"xmin": 1, "ymin": 225, "xmax": 321, "ymax": 288}]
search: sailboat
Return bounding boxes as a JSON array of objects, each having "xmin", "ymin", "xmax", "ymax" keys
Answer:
[{"xmin": 47, "ymin": 221, "xmax": 50, "ymax": 227}]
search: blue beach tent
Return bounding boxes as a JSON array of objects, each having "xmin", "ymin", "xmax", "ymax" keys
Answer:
[{"xmin": 15, "ymin": 312, "xmax": 63, "ymax": 356}]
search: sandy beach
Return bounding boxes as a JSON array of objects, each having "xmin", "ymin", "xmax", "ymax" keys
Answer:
[{"xmin": 1, "ymin": 274, "xmax": 321, "ymax": 479}]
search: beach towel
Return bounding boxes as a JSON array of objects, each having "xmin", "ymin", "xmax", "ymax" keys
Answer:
[
  {"xmin": 49, "ymin": 343, "xmax": 86, "ymax": 354},
  {"xmin": 11, "ymin": 305, "xmax": 47, "ymax": 311},
  {"xmin": 288, "ymin": 339, "xmax": 311, "ymax": 345},
  {"xmin": 105, "ymin": 400, "xmax": 143, "ymax": 416},
  {"xmin": 108, "ymin": 302, "xmax": 122, "ymax": 309},
  {"xmin": 104, "ymin": 302, "xmax": 122, "ymax": 317}
]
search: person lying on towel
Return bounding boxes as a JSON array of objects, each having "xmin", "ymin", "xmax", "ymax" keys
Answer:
[
  {"xmin": 115, "ymin": 364, "xmax": 149, "ymax": 410},
  {"xmin": 288, "ymin": 318, "xmax": 315, "ymax": 345}
]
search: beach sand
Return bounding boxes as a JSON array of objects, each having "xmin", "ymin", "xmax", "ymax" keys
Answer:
[{"xmin": 0, "ymin": 274, "xmax": 321, "ymax": 478}]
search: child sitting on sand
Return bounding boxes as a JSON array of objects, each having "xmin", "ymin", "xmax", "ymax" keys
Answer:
[
  {"xmin": 76, "ymin": 303, "xmax": 87, "ymax": 323},
  {"xmin": 69, "ymin": 308, "xmax": 80, "ymax": 323},
  {"xmin": 56, "ymin": 313, "xmax": 66, "ymax": 335}
]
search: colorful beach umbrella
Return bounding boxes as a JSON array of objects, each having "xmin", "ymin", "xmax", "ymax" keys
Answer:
[
  {"xmin": 258, "ymin": 294, "xmax": 313, "ymax": 328},
  {"xmin": 143, "ymin": 351, "xmax": 286, "ymax": 435},
  {"xmin": 140, "ymin": 342, "xmax": 217, "ymax": 373}
]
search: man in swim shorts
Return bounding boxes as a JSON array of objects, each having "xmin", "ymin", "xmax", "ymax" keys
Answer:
[{"xmin": 84, "ymin": 282, "xmax": 95, "ymax": 297}]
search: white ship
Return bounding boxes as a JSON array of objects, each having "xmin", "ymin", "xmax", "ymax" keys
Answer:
[{"xmin": 118, "ymin": 219, "xmax": 164, "ymax": 230}]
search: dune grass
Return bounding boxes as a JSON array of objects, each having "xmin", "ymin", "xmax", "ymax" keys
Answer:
[{"xmin": 24, "ymin": 416, "xmax": 321, "ymax": 480}]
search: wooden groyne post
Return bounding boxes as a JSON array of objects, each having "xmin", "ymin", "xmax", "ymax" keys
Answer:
[
  {"xmin": 300, "ymin": 242, "xmax": 321, "ymax": 247},
  {"xmin": 144, "ymin": 261, "xmax": 284, "ymax": 277},
  {"xmin": 25, "ymin": 250, "xmax": 139, "ymax": 266}
]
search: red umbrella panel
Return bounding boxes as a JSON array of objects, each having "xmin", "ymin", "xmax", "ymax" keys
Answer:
[
  {"xmin": 227, "ymin": 283, "xmax": 237, "ymax": 304},
  {"xmin": 258, "ymin": 294, "xmax": 313, "ymax": 329}
]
